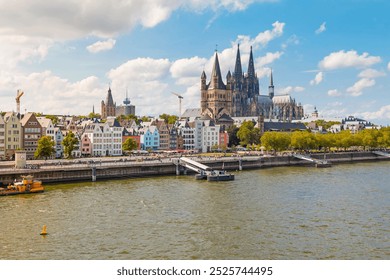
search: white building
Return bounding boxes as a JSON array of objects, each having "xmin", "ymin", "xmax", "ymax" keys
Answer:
[
  {"xmin": 83, "ymin": 121, "xmax": 122, "ymax": 156},
  {"xmin": 0, "ymin": 115, "xmax": 5, "ymax": 160},
  {"xmin": 37, "ymin": 117, "xmax": 56, "ymax": 158},
  {"xmin": 4, "ymin": 112, "xmax": 22, "ymax": 159},
  {"xmin": 201, "ymin": 120, "xmax": 220, "ymax": 153}
]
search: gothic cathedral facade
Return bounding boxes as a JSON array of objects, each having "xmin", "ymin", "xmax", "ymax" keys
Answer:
[{"xmin": 201, "ymin": 45, "xmax": 304, "ymax": 122}]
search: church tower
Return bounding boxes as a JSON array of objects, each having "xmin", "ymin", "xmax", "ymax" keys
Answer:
[
  {"xmin": 101, "ymin": 87, "xmax": 116, "ymax": 119},
  {"xmin": 232, "ymin": 44, "xmax": 245, "ymax": 117},
  {"xmin": 200, "ymin": 51, "xmax": 232, "ymax": 120},
  {"xmin": 268, "ymin": 69, "xmax": 275, "ymax": 99},
  {"xmin": 244, "ymin": 46, "xmax": 259, "ymax": 100}
]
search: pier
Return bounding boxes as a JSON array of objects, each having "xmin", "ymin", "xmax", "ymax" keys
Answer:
[
  {"xmin": 177, "ymin": 157, "xmax": 234, "ymax": 181},
  {"xmin": 372, "ymin": 151, "xmax": 390, "ymax": 158},
  {"xmin": 292, "ymin": 153, "xmax": 332, "ymax": 167}
]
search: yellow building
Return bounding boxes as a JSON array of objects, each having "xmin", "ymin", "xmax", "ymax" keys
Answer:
[{"xmin": 3, "ymin": 112, "xmax": 22, "ymax": 160}]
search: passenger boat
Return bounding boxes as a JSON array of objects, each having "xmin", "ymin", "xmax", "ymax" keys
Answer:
[
  {"xmin": 0, "ymin": 175, "xmax": 44, "ymax": 196},
  {"xmin": 206, "ymin": 170, "xmax": 235, "ymax": 181}
]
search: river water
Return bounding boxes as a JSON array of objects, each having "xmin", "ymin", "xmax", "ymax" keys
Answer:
[{"xmin": 1, "ymin": 161, "xmax": 389, "ymax": 260}]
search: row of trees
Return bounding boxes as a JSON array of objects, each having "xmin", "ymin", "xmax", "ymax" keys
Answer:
[
  {"xmin": 260, "ymin": 128, "xmax": 390, "ymax": 152},
  {"xmin": 34, "ymin": 131, "xmax": 79, "ymax": 159},
  {"xmin": 34, "ymin": 132, "xmax": 139, "ymax": 160}
]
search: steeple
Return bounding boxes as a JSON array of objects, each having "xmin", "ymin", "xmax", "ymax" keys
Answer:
[
  {"xmin": 268, "ymin": 69, "xmax": 275, "ymax": 99},
  {"xmin": 106, "ymin": 87, "xmax": 115, "ymax": 107},
  {"xmin": 234, "ymin": 44, "xmax": 242, "ymax": 80},
  {"xmin": 209, "ymin": 51, "xmax": 226, "ymax": 89},
  {"xmin": 247, "ymin": 46, "xmax": 255, "ymax": 78}
]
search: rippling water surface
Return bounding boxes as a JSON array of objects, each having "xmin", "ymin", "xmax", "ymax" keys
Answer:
[{"xmin": 1, "ymin": 161, "xmax": 389, "ymax": 259}]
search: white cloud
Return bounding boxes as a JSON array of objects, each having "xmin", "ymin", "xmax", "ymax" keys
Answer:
[
  {"xmin": 0, "ymin": 35, "xmax": 53, "ymax": 69},
  {"xmin": 0, "ymin": 1, "xmax": 275, "ymax": 40},
  {"xmin": 281, "ymin": 34, "xmax": 299, "ymax": 49},
  {"xmin": 0, "ymin": 70, "xmax": 105, "ymax": 115},
  {"xmin": 86, "ymin": 39, "xmax": 116, "ymax": 53},
  {"xmin": 108, "ymin": 57, "xmax": 171, "ymax": 82},
  {"xmin": 234, "ymin": 21, "xmax": 285, "ymax": 51},
  {"xmin": 327, "ymin": 89, "xmax": 341, "ymax": 97},
  {"xmin": 361, "ymin": 105, "xmax": 390, "ymax": 121},
  {"xmin": 170, "ymin": 56, "xmax": 208, "ymax": 86},
  {"xmin": 346, "ymin": 78, "xmax": 376, "ymax": 96},
  {"xmin": 276, "ymin": 86, "xmax": 305, "ymax": 95},
  {"xmin": 107, "ymin": 57, "xmax": 174, "ymax": 116},
  {"xmin": 310, "ymin": 71, "xmax": 323, "ymax": 85},
  {"xmin": 255, "ymin": 51, "xmax": 283, "ymax": 67},
  {"xmin": 319, "ymin": 50, "xmax": 381, "ymax": 70},
  {"xmin": 387, "ymin": 62, "xmax": 390, "ymax": 71},
  {"xmin": 315, "ymin": 22, "xmax": 326, "ymax": 34},
  {"xmin": 358, "ymin": 68, "xmax": 386, "ymax": 79}
]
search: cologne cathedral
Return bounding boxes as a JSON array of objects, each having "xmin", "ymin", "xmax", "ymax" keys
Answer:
[{"xmin": 200, "ymin": 45, "xmax": 304, "ymax": 121}]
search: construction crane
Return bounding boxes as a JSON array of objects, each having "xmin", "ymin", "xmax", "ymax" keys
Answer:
[
  {"xmin": 16, "ymin": 89, "xmax": 24, "ymax": 114},
  {"xmin": 171, "ymin": 92, "xmax": 183, "ymax": 116}
]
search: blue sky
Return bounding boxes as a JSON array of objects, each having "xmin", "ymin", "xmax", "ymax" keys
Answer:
[{"xmin": 1, "ymin": 0, "xmax": 390, "ymax": 124}]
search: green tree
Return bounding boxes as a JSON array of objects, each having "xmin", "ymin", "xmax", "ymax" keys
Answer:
[
  {"xmin": 315, "ymin": 133, "xmax": 335, "ymax": 151},
  {"xmin": 45, "ymin": 115, "xmax": 59, "ymax": 125},
  {"xmin": 291, "ymin": 131, "xmax": 317, "ymax": 151},
  {"xmin": 123, "ymin": 138, "xmax": 138, "ymax": 154},
  {"xmin": 88, "ymin": 112, "xmax": 101, "ymax": 119},
  {"xmin": 227, "ymin": 125, "xmax": 240, "ymax": 147},
  {"xmin": 35, "ymin": 136, "xmax": 55, "ymax": 159},
  {"xmin": 140, "ymin": 116, "xmax": 151, "ymax": 122},
  {"xmin": 237, "ymin": 120, "xmax": 261, "ymax": 146},
  {"xmin": 377, "ymin": 127, "xmax": 390, "ymax": 148},
  {"xmin": 260, "ymin": 132, "xmax": 291, "ymax": 152},
  {"xmin": 63, "ymin": 131, "xmax": 79, "ymax": 158},
  {"xmin": 159, "ymin": 114, "xmax": 178, "ymax": 124}
]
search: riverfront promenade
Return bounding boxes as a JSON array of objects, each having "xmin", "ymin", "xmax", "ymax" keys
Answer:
[{"xmin": 1, "ymin": 151, "xmax": 390, "ymax": 185}]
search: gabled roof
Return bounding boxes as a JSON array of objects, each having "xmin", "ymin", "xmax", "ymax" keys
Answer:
[
  {"xmin": 37, "ymin": 117, "xmax": 53, "ymax": 128},
  {"xmin": 105, "ymin": 117, "xmax": 121, "ymax": 127},
  {"xmin": 20, "ymin": 112, "xmax": 40, "ymax": 126}
]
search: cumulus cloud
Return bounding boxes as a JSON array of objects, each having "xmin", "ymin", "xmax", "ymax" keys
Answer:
[
  {"xmin": 328, "ymin": 89, "xmax": 341, "ymax": 97},
  {"xmin": 319, "ymin": 50, "xmax": 381, "ymax": 70},
  {"xmin": 0, "ymin": 70, "xmax": 105, "ymax": 115},
  {"xmin": 388, "ymin": 62, "xmax": 390, "ymax": 71},
  {"xmin": 358, "ymin": 68, "xmax": 386, "ymax": 79},
  {"xmin": 361, "ymin": 105, "xmax": 390, "ymax": 121},
  {"xmin": 346, "ymin": 78, "xmax": 376, "ymax": 97},
  {"xmin": 0, "ymin": 0, "xmax": 274, "ymax": 40},
  {"xmin": 315, "ymin": 22, "xmax": 326, "ymax": 34},
  {"xmin": 234, "ymin": 21, "xmax": 285, "ymax": 51},
  {"xmin": 170, "ymin": 56, "xmax": 208, "ymax": 86},
  {"xmin": 86, "ymin": 39, "xmax": 116, "ymax": 53},
  {"xmin": 0, "ymin": 35, "xmax": 53, "ymax": 68},
  {"xmin": 255, "ymin": 51, "xmax": 283, "ymax": 67},
  {"xmin": 107, "ymin": 57, "xmax": 174, "ymax": 116},
  {"xmin": 276, "ymin": 86, "xmax": 305, "ymax": 95},
  {"xmin": 310, "ymin": 72, "xmax": 323, "ymax": 85}
]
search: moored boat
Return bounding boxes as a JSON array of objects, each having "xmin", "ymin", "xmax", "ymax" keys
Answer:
[
  {"xmin": 206, "ymin": 170, "xmax": 235, "ymax": 181},
  {"xmin": 0, "ymin": 175, "xmax": 44, "ymax": 196}
]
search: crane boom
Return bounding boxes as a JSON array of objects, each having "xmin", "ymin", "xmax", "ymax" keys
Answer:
[
  {"xmin": 171, "ymin": 92, "xmax": 183, "ymax": 116},
  {"xmin": 16, "ymin": 89, "xmax": 24, "ymax": 114}
]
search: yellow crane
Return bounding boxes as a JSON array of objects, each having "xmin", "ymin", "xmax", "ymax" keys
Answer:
[
  {"xmin": 16, "ymin": 89, "xmax": 24, "ymax": 114},
  {"xmin": 171, "ymin": 92, "xmax": 183, "ymax": 116}
]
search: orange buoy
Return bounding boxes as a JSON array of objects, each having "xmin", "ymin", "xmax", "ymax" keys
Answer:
[{"xmin": 40, "ymin": 225, "xmax": 47, "ymax": 235}]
